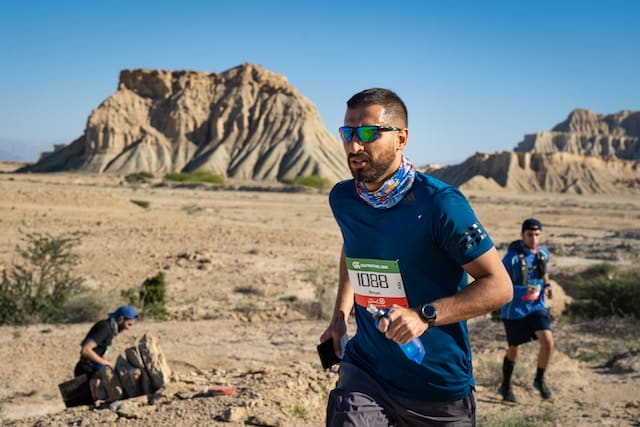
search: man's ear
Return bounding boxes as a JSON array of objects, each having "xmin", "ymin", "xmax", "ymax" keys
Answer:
[{"xmin": 396, "ymin": 128, "xmax": 409, "ymax": 151}]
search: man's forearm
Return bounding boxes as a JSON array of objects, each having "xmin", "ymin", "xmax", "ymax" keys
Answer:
[
  {"xmin": 431, "ymin": 248, "xmax": 512, "ymax": 326},
  {"xmin": 431, "ymin": 276, "xmax": 510, "ymax": 326},
  {"xmin": 332, "ymin": 248, "xmax": 354, "ymax": 321}
]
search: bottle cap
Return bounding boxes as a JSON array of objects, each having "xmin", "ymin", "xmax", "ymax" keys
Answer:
[{"xmin": 366, "ymin": 304, "xmax": 386, "ymax": 321}]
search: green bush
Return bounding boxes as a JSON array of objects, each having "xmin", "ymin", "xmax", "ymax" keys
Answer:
[
  {"xmin": 566, "ymin": 264, "xmax": 640, "ymax": 319},
  {"xmin": 164, "ymin": 171, "xmax": 225, "ymax": 184},
  {"xmin": 125, "ymin": 171, "xmax": 154, "ymax": 183},
  {"xmin": 287, "ymin": 175, "xmax": 333, "ymax": 190},
  {"xmin": 61, "ymin": 290, "xmax": 128, "ymax": 323},
  {"xmin": 130, "ymin": 199, "xmax": 150, "ymax": 209},
  {"xmin": 123, "ymin": 271, "xmax": 169, "ymax": 320},
  {"xmin": 0, "ymin": 232, "xmax": 86, "ymax": 325}
]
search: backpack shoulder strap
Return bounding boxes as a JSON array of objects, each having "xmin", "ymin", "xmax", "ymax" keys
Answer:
[
  {"xmin": 508, "ymin": 240, "xmax": 528, "ymax": 284},
  {"xmin": 535, "ymin": 250, "xmax": 547, "ymax": 277}
]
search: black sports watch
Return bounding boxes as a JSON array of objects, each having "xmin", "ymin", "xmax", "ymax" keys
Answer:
[{"xmin": 419, "ymin": 303, "xmax": 437, "ymax": 328}]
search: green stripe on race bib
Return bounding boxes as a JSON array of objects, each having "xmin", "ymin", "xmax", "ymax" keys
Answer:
[{"xmin": 345, "ymin": 257, "xmax": 400, "ymax": 274}]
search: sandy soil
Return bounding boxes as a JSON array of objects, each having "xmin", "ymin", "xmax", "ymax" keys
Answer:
[{"xmin": 0, "ymin": 171, "xmax": 639, "ymax": 426}]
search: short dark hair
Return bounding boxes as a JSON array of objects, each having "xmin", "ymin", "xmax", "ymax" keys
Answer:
[{"xmin": 346, "ymin": 88, "xmax": 408, "ymax": 127}]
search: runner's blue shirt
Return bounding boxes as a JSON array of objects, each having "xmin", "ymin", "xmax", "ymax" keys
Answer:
[
  {"xmin": 329, "ymin": 172, "xmax": 494, "ymax": 401},
  {"xmin": 500, "ymin": 242, "xmax": 550, "ymax": 320}
]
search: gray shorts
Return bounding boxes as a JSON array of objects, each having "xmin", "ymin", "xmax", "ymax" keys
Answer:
[{"xmin": 326, "ymin": 362, "xmax": 476, "ymax": 427}]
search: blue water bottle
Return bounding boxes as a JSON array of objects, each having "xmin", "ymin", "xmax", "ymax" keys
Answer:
[{"xmin": 367, "ymin": 304, "xmax": 426, "ymax": 364}]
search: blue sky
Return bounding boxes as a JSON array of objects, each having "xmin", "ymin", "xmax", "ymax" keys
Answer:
[{"xmin": 1, "ymin": 1, "xmax": 638, "ymax": 165}]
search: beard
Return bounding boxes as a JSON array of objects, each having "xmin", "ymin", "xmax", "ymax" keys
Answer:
[{"xmin": 349, "ymin": 145, "xmax": 397, "ymax": 183}]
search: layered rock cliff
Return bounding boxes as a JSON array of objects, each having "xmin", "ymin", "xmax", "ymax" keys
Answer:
[
  {"xmin": 24, "ymin": 64, "xmax": 350, "ymax": 183},
  {"xmin": 515, "ymin": 109, "xmax": 640, "ymax": 160},
  {"xmin": 425, "ymin": 151, "xmax": 639, "ymax": 194},
  {"xmin": 423, "ymin": 108, "xmax": 640, "ymax": 194}
]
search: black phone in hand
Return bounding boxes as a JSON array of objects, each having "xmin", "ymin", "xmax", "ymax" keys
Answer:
[{"xmin": 317, "ymin": 338, "xmax": 340, "ymax": 369}]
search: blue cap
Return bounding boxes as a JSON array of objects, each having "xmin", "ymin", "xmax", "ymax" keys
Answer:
[
  {"xmin": 521, "ymin": 218, "xmax": 542, "ymax": 232},
  {"xmin": 108, "ymin": 305, "xmax": 139, "ymax": 320}
]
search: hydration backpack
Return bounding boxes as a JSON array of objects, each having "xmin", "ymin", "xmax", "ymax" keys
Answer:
[{"xmin": 508, "ymin": 240, "xmax": 547, "ymax": 284}]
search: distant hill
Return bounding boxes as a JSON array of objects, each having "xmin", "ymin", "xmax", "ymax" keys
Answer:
[
  {"xmin": 20, "ymin": 64, "xmax": 350, "ymax": 183},
  {"xmin": 516, "ymin": 109, "xmax": 640, "ymax": 160},
  {"xmin": 423, "ymin": 151, "xmax": 638, "ymax": 194},
  {"xmin": 15, "ymin": 69, "xmax": 639, "ymax": 194},
  {"xmin": 423, "ymin": 109, "xmax": 640, "ymax": 194}
]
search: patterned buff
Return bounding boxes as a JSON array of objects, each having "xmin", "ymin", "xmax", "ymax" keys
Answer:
[{"xmin": 355, "ymin": 156, "xmax": 416, "ymax": 209}]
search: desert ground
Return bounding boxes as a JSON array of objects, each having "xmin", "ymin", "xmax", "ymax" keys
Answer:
[{"xmin": 0, "ymin": 168, "xmax": 639, "ymax": 426}]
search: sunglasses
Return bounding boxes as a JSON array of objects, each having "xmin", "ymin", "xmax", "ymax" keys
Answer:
[{"xmin": 338, "ymin": 125, "xmax": 401, "ymax": 144}]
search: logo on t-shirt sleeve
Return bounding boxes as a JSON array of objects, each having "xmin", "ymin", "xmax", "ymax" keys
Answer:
[{"xmin": 451, "ymin": 223, "xmax": 488, "ymax": 255}]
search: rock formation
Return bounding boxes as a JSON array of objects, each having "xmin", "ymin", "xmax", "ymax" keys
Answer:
[
  {"xmin": 515, "ymin": 109, "xmax": 640, "ymax": 160},
  {"xmin": 23, "ymin": 64, "xmax": 349, "ymax": 183},
  {"xmin": 116, "ymin": 355, "xmax": 145, "ymax": 398},
  {"xmin": 425, "ymin": 151, "xmax": 638, "ymax": 194},
  {"xmin": 125, "ymin": 346, "xmax": 152, "ymax": 395},
  {"xmin": 138, "ymin": 333, "xmax": 172, "ymax": 390},
  {"xmin": 423, "ymin": 108, "xmax": 640, "ymax": 194},
  {"xmin": 81, "ymin": 333, "xmax": 171, "ymax": 404}
]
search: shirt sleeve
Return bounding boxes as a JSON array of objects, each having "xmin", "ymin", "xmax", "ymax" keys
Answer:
[
  {"xmin": 432, "ymin": 187, "xmax": 494, "ymax": 266},
  {"xmin": 82, "ymin": 321, "xmax": 110, "ymax": 348}
]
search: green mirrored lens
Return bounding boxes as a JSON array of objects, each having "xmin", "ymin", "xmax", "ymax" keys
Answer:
[
  {"xmin": 357, "ymin": 126, "xmax": 379, "ymax": 143},
  {"xmin": 339, "ymin": 127, "xmax": 354, "ymax": 142}
]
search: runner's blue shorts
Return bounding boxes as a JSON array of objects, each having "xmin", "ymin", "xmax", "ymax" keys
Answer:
[{"xmin": 502, "ymin": 310, "xmax": 552, "ymax": 347}]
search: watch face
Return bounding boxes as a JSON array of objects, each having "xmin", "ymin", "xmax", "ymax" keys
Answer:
[{"xmin": 422, "ymin": 304, "xmax": 436, "ymax": 320}]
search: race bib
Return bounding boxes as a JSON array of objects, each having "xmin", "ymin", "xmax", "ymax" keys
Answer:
[
  {"xmin": 522, "ymin": 279, "xmax": 543, "ymax": 301},
  {"xmin": 345, "ymin": 257, "xmax": 408, "ymax": 308}
]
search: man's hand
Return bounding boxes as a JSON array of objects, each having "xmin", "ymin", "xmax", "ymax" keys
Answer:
[
  {"xmin": 377, "ymin": 304, "xmax": 428, "ymax": 345},
  {"xmin": 320, "ymin": 316, "xmax": 348, "ymax": 358},
  {"xmin": 545, "ymin": 285, "xmax": 554, "ymax": 299}
]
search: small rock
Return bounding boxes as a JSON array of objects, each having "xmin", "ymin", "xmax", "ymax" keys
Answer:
[{"xmin": 222, "ymin": 406, "xmax": 247, "ymax": 422}]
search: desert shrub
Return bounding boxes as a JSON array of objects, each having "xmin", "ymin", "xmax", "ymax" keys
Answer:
[
  {"xmin": 182, "ymin": 204, "xmax": 204, "ymax": 214},
  {"xmin": 0, "ymin": 232, "xmax": 86, "ymax": 325},
  {"xmin": 291, "ymin": 404, "xmax": 308, "ymax": 419},
  {"xmin": 130, "ymin": 199, "xmax": 150, "ymax": 209},
  {"xmin": 0, "ymin": 274, "xmax": 18, "ymax": 324},
  {"xmin": 123, "ymin": 271, "xmax": 169, "ymax": 320},
  {"xmin": 554, "ymin": 262, "xmax": 617, "ymax": 296},
  {"xmin": 61, "ymin": 290, "xmax": 128, "ymax": 323},
  {"xmin": 125, "ymin": 171, "xmax": 154, "ymax": 183},
  {"xmin": 286, "ymin": 175, "xmax": 333, "ymax": 190},
  {"xmin": 234, "ymin": 302, "xmax": 262, "ymax": 315},
  {"xmin": 164, "ymin": 171, "xmax": 224, "ymax": 184},
  {"xmin": 566, "ymin": 265, "xmax": 640, "ymax": 318}
]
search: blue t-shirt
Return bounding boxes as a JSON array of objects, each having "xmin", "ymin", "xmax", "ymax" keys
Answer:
[
  {"xmin": 500, "ymin": 241, "xmax": 550, "ymax": 319},
  {"xmin": 329, "ymin": 172, "xmax": 494, "ymax": 401}
]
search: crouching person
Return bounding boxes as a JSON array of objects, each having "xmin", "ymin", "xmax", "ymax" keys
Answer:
[{"xmin": 74, "ymin": 305, "xmax": 138, "ymax": 402}]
